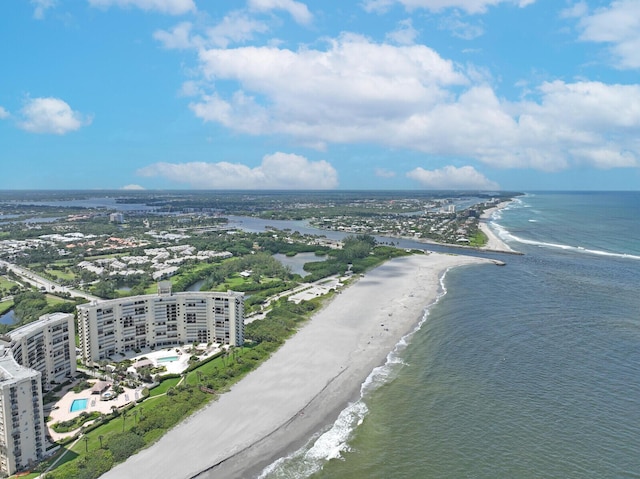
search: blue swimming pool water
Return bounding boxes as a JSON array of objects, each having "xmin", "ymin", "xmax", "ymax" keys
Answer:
[
  {"xmin": 157, "ymin": 356, "xmax": 179, "ymax": 363},
  {"xmin": 70, "ymin": 398, "xmax": 88, "ymax": 412}
]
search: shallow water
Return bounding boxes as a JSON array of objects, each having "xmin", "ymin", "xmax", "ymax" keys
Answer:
[{"xmin": 263, "ymin": 192, "xmax": 640, "ymax": 479}]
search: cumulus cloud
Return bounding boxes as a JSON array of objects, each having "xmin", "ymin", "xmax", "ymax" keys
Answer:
[
  {"xmin": 362, "ymin": 0, "xmax": 536, "ymax": 15},
  {"xmin": 184, "ymin": 34, "xmax": 640, "ymax": 172},
  {"xmin": 0, "ymin": 106, "xmax": 9, "ymax": 119},
  {"xmin": 191, "ymin": 34, "xmax": 467, "ymax": 144},
  {"xmin": 31, "ymin": 0, "xmax": 56, "ymax": 19},
  {"xmin": 407, "ymin": 165, "xmax": 499, "ymax": 189},
  {"xmin": 137, "ymin": 152, "xmax": 338, "ymax": 189},
  {"xmin": 576, "ymin": 0, "xmax": 640, "ymax": 69},
  {"xmin": 18, "ymin": 97, "xmax": 92, "ymax": 134},
  {"xmin": 88, "ymin": 0, "xmax": 196, "ymax": 15},
  {"xmin": 248, "ymin": 0, "xmax": 313, "ymax": 25},
  {"xmin": 122, "ymin": 184, "xmax": 146, "ymax": 190}
]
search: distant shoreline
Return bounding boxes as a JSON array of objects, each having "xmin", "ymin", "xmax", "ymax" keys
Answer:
[
  {"xmin": 101, "ymin": 253, "xmax": 498, "ymax": 479},
  {"xmin": 378, "ymin": 199, "xmax": 520, "ymax": 256},
  {"xmin": 477, "ymin": 200, "xmax": 519, "ymax": 254}
]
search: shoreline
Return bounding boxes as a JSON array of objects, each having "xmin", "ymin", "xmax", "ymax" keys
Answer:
[
  {"xmin": 478, "ymin": 200, "xmax": 518, "ymax": 254},
  {"xmin": 101, "ymin": 253, "xmax": 496, "ymax": 479}
]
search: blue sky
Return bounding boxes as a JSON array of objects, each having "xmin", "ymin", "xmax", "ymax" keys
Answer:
[{"xmin": 1, "ymin": 0, "xmax": 639, "ymax": 191}]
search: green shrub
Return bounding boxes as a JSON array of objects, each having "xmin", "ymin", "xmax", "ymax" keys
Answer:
[{"xmin": 106, "ymin": 431, "xmax": 146, "ymax": 463}]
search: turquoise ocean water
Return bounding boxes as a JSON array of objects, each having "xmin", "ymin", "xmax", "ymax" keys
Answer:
[{"xmin": 261, "ymin": 191, "xmax": 640, "ymax": 479}]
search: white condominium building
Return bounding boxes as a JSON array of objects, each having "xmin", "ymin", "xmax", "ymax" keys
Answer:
[
  {"xmin": 0, "ymin": 348, "xmax": 45, "ymax": 476},
  {"xmin": 9, "ymin": 313, "xmax": 76, "ymax": 391},
  {"xmin": 77, "ymin": 289, "xmax": 244, "ymax": 364}
]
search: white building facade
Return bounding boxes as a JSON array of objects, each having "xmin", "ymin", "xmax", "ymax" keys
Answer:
[
  {"xmin": 0, "ymin": 349, "xmax": 45, "ymax": 476},
  {"xmin": 9, "ymin": 313, "xmax": 76, "ymax": 390},
  {"xmin": 77, "ymin": 290, "xmax": 244, "ymax": 364}
]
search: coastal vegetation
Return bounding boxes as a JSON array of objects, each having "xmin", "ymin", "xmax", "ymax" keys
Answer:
[
  {"xmin": 38, "ymin": 240, "xmax": 403, "ymax": 478},
  {"xmin": 0, "ymin": 190, "xmax": 519, "ymax": 478},
  {"xmin": 39, "ymin": 295, "xmax": 327, "ymax": 479}
]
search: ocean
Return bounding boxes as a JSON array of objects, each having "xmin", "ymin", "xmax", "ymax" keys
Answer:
[{"xmin": 261, "ymin": 191, "xmax": 640, "ymax": 478}]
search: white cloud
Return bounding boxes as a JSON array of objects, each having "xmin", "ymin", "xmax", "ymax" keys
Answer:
[
  {"xmin": 375, "ymin": 168, "xmax": 397, "ymax": 178},
  {"xmin": 386, "ymin": 19, "xmax": 419, "ymax": 45},
  {"xmin": 560, "ymin": 1, "xmax": 588, "ymax": 19},
  {"xmin": 248, "ymin": 0, "xmax": 313, "ymax": 25},
  {"xmin": 122, "ymin": 184, "xmax": 146, "ymax": 190},
  {"xmin": 439, "ymin": 15, "xmax": 484, "ymax": 39},
  {"xmin": 362, "ymin": 0, "xmax": 535, "ymax": 15},
  {"xmin": 18, "ymin": 97, "xmax": 92, "ymax": 134},
  {"xmin": 178, "ymin": 80, "xmax": 202, "ymax": 97},
  {"xmin": 88, "ymin": 0, "xmax": 196, "ymax": 15},
  {"xmin": 154, "ymin": 12, "xmax": 269, "ymax": 50},
  {"xmin": 31, "ymin": 0, "xmax": 56, "ymax": 19},
  {"xmin": 153, "ymin": 22, "xmax": 198, "ymax": 49},
  {"xmin": 185, "ymin": 35, "xmax": 640, "ymax": 172},
  {"xmin": 205, "ymin": 11, "xmax": 269, "ymax": 48},
  {"xmin": 0, "ymin": 107, "xmax": 9, "ymax": 119},
  {"xmin": 407, "ymin": 165, "xmax": 499, "ymax": 189},
  {"xmin": 576, "ymin": 0, "xmax": 640, "ymax": 69},
  {"xmin": 191, "ymin": 34, "xmax": 467, "ymax": 143},
  {"xmin": 137, "ymin": 152, "xmax": 338, "ymax": 189}
]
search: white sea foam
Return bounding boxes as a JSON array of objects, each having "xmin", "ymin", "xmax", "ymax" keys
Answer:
[
  {"xmin": 259, "ymin": 270, "xmax": 453, "ymax": 478},
  {"xmin": 508, "ymin": 234, "xmax": 640, "ymax": 260},
  {"xmin": 490, "ymin": 197, "xmax": 640, "ymax": 261},
  {"xmin": 257, "ymin": 401, "xmax": 370, "ymax": 479}
]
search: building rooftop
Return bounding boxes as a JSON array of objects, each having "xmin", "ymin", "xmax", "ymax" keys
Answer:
[
  {"xmin": 0, "ymin": 347, "xmax": 39, "ymax": 383},
  {"xmin": 9, "ymin": 312, "xmax": 73, "ymax": 341}
]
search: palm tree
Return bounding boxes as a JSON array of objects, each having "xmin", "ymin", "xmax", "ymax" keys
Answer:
[
  {"xmin": 132, "ymin": 410, "xmax": 139, "ymax": 425},
  {"xmin": 83, "ymin": 435, "xmax": 89, "ymax": 453},
  {"xmin": 122, "ymin": 409, "xmax": 127, "ymax": 432},
  {"xmin": 98, "ymin": 435, "xmax": 104, "ymax": 449}
]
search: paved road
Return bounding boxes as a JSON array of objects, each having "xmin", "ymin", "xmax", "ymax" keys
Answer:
[{"xmin": 0, "ymin": 260, "xmax": 100, "ymax": 302}]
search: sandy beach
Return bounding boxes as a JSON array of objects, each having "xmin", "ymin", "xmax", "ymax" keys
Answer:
[
  {"xmin": 101, "ymin": 253, "xmax": 495, "ymax": 479},
  {"xmin": 479, "ymin": 201, "xmax": 517, "ymax": 253}
]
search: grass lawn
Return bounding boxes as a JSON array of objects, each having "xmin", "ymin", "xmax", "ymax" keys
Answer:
[
  {"xmin": 217, "ymin": 274, "xmax": 249, "ymax": 290},
  {"xmin": 0, "ymin": 300, "xmax": 13, "ymax": 315},
  {"xmin": 46, "ymin": 268, "xmax": 76, "ymax": 281},
  {"xmin": 0, "ymin": 275, "xmax": 20, "ymax": 292},
  {"xmin": 468, "ymin": 230, "xmax": 488, "ymax": 247},
  {"xmin": 45, "ymin": 294, "xmax": 74, "ymax": 307},
  {"xmin": 148, "ymin": 377, "xmax": 181, "ymax": 397}
]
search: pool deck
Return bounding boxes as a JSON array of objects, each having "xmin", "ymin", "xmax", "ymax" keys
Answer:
[
  {"xmin": 46, "ymin": 345, "xmax": 220, "ymax": 442},
  {"xmin": 47, "ymin": 381, "xmax": 142, "ymax": 442}
]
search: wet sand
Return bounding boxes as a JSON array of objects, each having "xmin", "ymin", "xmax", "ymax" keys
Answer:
[{"xmin": 101, "ymin": 253, "xmax": 494, "ymax": 479}]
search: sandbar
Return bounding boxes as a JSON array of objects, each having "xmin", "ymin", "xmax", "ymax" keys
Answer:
[{"xmin": 101, "ymin": 253, "xmax": 494, "ymax": 479}]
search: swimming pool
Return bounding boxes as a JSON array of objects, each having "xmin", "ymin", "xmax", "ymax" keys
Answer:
[
  {"xmin": 70, "ymin": 398, "xmax": 88, "ymax": 412},
  {"xmin": 157, "ymin": 356, "xmax": 179, "ymax": 363}
]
